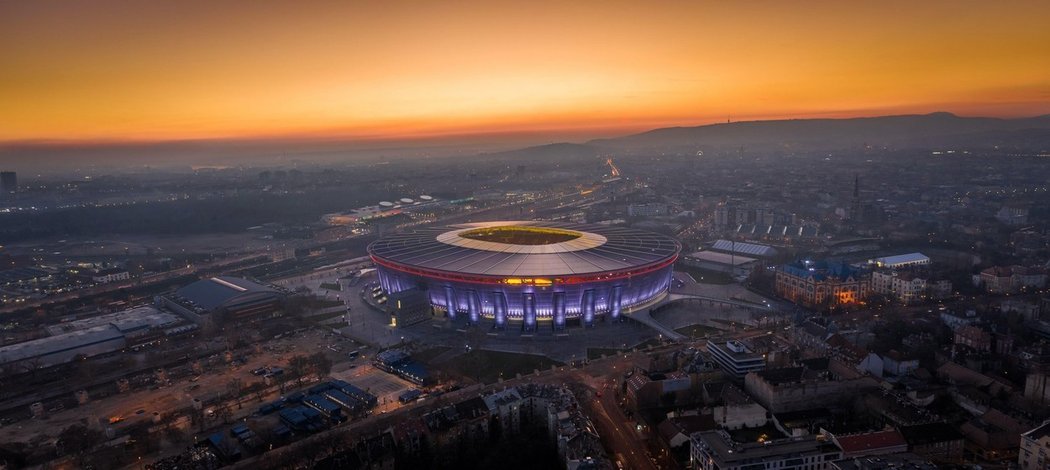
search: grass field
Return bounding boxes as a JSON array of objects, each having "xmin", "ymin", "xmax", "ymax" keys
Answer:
[
  {"xmin": 678, "ymin": 265, "xmax": 736, "ymax": 285},
  {"xmin": 443, "ymin": 350, "xmax": 564, "ymax": 384},
  {"xmin": 412, "ymin": 346, "xmax": 452, "ymax": 364}
]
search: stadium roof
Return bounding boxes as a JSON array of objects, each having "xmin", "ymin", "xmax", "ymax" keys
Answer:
[
  {"xmin": 175, "ymin": 276, "xmax": 280, "ymax": 312},
  {"xmin": 710, "ymin": 239, "xmax": 778, "ymax": 258},
  {"xmin": 368, "ymin": 221, "xmax": 680, "ymax": 278}
]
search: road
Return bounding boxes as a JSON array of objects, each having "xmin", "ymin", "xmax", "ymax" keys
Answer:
[{"xmin": 587, "ymin": 389, "xmax": 657, "ymax": 470}]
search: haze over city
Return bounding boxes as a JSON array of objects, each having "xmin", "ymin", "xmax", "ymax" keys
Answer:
[
  {"xmin": 2, "ymin": 2, "xmax": 1050, "ymax": 470},
  {"xmin": 3, "ymin": 1, "xmax": 1049, "ymax": 147}
]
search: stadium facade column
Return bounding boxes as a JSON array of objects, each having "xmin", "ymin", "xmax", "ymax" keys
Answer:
[
  {"xmin": 553, "ymin": 291, "xmax": 566, "ymax": 330},
  {"xmin": 467, "ymin": 290, "xmax": 480, "ymax": 325},
  {"xmin": 443, "ymin": 285, "xmax": 457, "ymax": 321},
  {"xmin": 582, "ymin": 289, "xmax": 596, "ymax": 327},
  {"xmin": 523, "ymin": 293, "xmax": 536, "ymax": 331},
  {"xmin": 493, "ymin": 291, "xmax": 507, "ymax": 328},
  {"xmin": 610, "ymin": 285, "xmax": 623, "ymax": 320}
]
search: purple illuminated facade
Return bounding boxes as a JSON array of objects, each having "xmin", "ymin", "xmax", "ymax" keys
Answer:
[{"xmin": 368, "ymin": 221, "xmax": 680, "ymax": 330}]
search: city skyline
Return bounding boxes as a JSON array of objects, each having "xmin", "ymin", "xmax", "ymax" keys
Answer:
[{"xmin": 2, "ymin": 0, "xmax": 1049, "ymax": 147}]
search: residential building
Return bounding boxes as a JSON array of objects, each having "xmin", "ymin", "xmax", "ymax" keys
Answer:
[
  {"xmin": 1020, "ymin": 421, "xmax": 1050, "ymax": 470},
  {"xmin": 960, "ymin": 408, "xmax": 1028, "ymax": 462},
  {"xmin": 955, "ymin": 325, "xmax": 993, "ymax": 352},
  {"xmin": 690, "ymin": 430, "xmax": 841, "ymax": 470},
  {"xmin": 871, "ymin": 270, "xmax": 929, "ymax": 304},
  {"xmin": 898, "ymin": 422, "xmax": 965, "ymax": 463},
  {"xmin": 744, "ymin": 366, "xmax": 879, "ymax": 413},
  {"xmin": 710, "ymin": 383, "xmax": 768, "ymax": 430},
  {"xmin": 977, "ymin": 266, "xmax": 1047, "ymax": 294},
  {"xmin": 1022, "ymin": 344, "xmax": 1050, "ymax": 405}
]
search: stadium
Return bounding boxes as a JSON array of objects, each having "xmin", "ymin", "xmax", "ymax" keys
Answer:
[{"xmin": 367, "ymin": 221, "xmax": 681, "ymax": 329}]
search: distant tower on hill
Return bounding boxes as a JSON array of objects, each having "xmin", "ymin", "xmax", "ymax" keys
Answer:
[
  {"xmin": 0, "ymin": 171, "xmax": 16, "ymax": 195},
  {"xmin": 849, "ymin": 174, "xmax": 861, "ymax": 222}
]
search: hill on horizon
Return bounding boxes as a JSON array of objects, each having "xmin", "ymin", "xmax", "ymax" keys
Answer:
[{"xmin": 586, "ymin": 112, "xmax": 1050, "ymax": 153}]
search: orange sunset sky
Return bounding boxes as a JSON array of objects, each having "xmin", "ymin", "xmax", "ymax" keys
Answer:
[{"xmin": 1, "ymin": 0, "xmax": 1049, "ymax": 144}]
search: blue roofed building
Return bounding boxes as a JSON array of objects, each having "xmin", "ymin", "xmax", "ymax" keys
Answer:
[
  {"xmin": 322, "ymin": 389, "xmax": 362, "ymax": 413},
  {"xmin": 160, "ymin": 276, "xmax": 284, "ymax": 324},
  {"xmin": 373, "ymin": 349, "xmax": 431, "ymax": 385},
  {"xmin": 331, "ymin": 380, "xmax": 378, "ymax": 408},
  {"xmin": 775, "ymin": 259, "xmax": 870, "ymax": 307},
  {"xmin": 393, "ymin": 361, "xmax": 432, "ymax": 386},
  {"xmin": 279, "ymin": 406, "xmax": 324, "ymax": 432},
  {"xmin": 303, "ymin": 394, "xmax": 343, "ymax": 421}
]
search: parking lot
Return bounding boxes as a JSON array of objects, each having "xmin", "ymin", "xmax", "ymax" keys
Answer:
[{"xmin": 331, "ymin": 363, "xmax": 416, "ymax": 413}]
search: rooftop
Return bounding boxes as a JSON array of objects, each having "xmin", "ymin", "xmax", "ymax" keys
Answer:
[
  {"xmin": 693, "ymin": 431, "xmax": 840, "ymax": 464},
  {"xmin": 870, "ymin": 253, "xmax": 930, "ymax": 267},
  {"xmin": 898, "ymin": 422, "xmax": 964, "ymax": 445},
  {"xmin": 830, "ymin": 453, "xmax": 938, "ymax": 470},
  {"xmin": 710, "ymin": 239, "xmax": 778, "ymax": 258},
  {"xmin": 1023, "ymin": 420, "xmax": 1050, "ymax": 441},
  {"xmin": 174, "ymin": 276, "xmax": 280, "ymax": 312},
  {"xmin": 833, "ymin": 430, "xmax": 907, "ymax": 454},
  {"xmin": 368, "ymin": 221, "xmax": 680, "ymax": 277},
  {"xmin": 483, "ymin": 388, "xmax": 523, "ymax": 411},
  {"xmin": 46, "ymin": 305, "xmax": 181, "ymax": 335},
  {"xmin": 781, "ymin": 259, "xmax": 864, "ymax": 282},
  {"xmin": 0, "ymin": 325, "xmax": 124, "ymax": 367}
]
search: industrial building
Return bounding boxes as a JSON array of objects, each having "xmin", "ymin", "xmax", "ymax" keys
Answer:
[
  {"xmin": 868, "ymin": 253, "xmax": 930, "ymax": 269},
  {"xmin": 709, "ymin": 239, "xmax": 779, "ymax": 259},
  {"xmin": 160, "ymin": 276, "xmax": 284, "ymax": 324},
  {"xmin": 0, "ymin": 305, "xmax": 185, "ymax": 371},
  {"xmin": 323, "ymin": 195, "xmax": 441, "ymax": 225}
]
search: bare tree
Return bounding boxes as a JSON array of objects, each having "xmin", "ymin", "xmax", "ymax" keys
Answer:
[
  {"xmin": 308, "ymin": 352, "xmax": 333, "ymax": 378},
  {"xmin": 215, "ymin": 401, "xmax": 233, "ymax": 425},
  {"xmin": 227, "ymin": 378, "xmax": 244, "ymax": 409},
  {"xmin": 288, "ymin": 354, "xmax": 311, "ymax": 387},
  {"xmin": 56, "ymin": 423, "xmax": 104, "ymax": 468}
]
